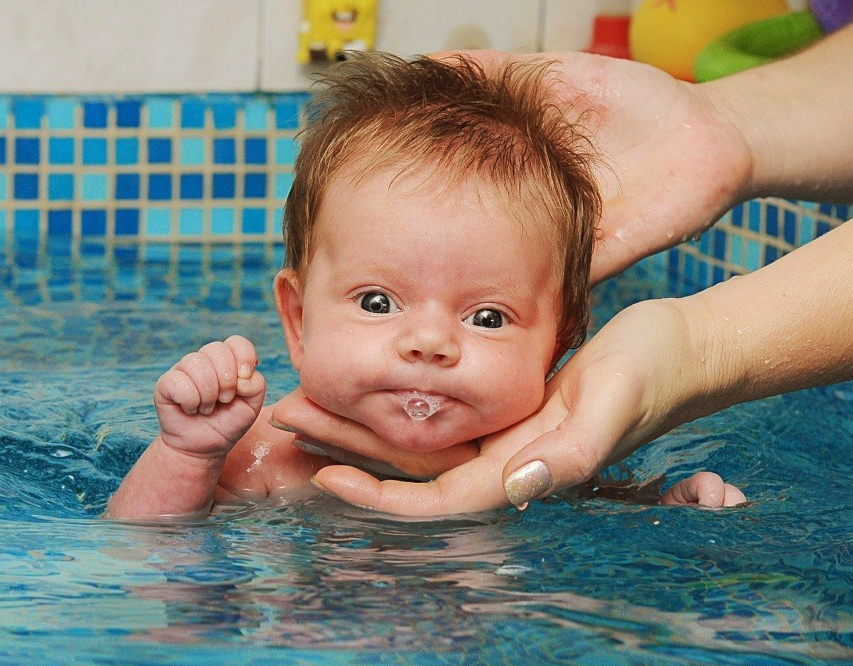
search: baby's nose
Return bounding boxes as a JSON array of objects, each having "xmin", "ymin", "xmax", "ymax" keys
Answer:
[{"xmin": 397, "ymin": 319, "xmax": 461, "ymax": 366}]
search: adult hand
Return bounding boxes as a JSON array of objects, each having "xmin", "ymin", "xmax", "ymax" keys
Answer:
[
  {"xmin": 451, "ymin": 50, "xmax": 752, "ymax": 284},
  {"xmin": 274, "ymin": 299, "xmax": 711, "ymax": 515}
]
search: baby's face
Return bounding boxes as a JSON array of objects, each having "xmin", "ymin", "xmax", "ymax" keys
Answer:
[{"xmin": 278, "ymin": 166, "xmax": 563, "ymax": 452}]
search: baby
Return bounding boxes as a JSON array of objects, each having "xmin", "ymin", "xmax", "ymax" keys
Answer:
[{"xmin": 107, "ymin": 53, "xmax": 744, "ymax": 519}]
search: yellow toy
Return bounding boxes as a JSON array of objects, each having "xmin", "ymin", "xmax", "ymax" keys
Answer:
[
  {"xmin": 629, "ymin": 0, "xmax": 789, "ymax": 81},
  {"xmin": 298, "ymin": 0, "xmax": 378, "ymax": 64}
]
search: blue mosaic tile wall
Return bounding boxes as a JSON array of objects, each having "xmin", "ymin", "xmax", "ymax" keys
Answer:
[
  {"xmin": 0, "ymin": 92, "xmax": 849, "ymax": 301},
  {"xmin": 0, "ymin": 93, "xmax": 308, "ymax": 249}
]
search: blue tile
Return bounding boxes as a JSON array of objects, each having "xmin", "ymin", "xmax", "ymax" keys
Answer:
[
  {"xmin": 712, "ymin": 266, "xmax": 725, "ymax": 284},
  {"xmin": 213, "ymin": 138, "xmax": 235, "ymax": 164},
  {"xmin": 81, "ymin": 209, "xmax": 107, "ymax": 236},
  {"xmin": 83, "ymin": 101, "xmax": 108, "ymax": 128},
  {"xmin": 0, "ymin": 98, "xmax": 10, "ymax": 130},
  {"xmin": 115, "ymin": 138, "xmax": 139, "ymax": 165},
  {"xmin": 180, "ymin": 173, "xmax": 204, "ymax": 199},
  {"xmin": 765, "ymin": 204, "xmax": 778, "ymax": 236},
  {"xmin": 817, "ymin": 221, "xmax": 831, "ymax": 238},
  {"xmin": 148, "ymin": 173, "xmax": 172, "ymax": 200},
  {"xmin": 48, "ymin": 209, "xmax": 73, "ymax": 235},
  {"xmin": 730, "ymin": 235, "xmax": 743, "ymax": 266},
  {"xmin": 181, "ymin": 99, "xmax": 206, "ymax": 128},
  {"xmin": 147, "ymin": 98, "xmax": 174, "ymax": 128},
  {"xmin": 274, "ymin": 100, "xmax": 301, "ymax": 129},
  {"xmin": 730, "ymin": 204, "xmax": 743, "ymax": 228},
  {"xmin": 783, "ymin": 210, "xmax": 796, "ymax": 244},
  {"xmin": 712, "ymin": 228, "xmax": 726, "ymax": 259},
  {"xmin": 48, "ymin": 174, "xmax": 74, "ymax": 200},
  {"xmin": 14, "ymin": 99, "xmax": 44, "ymax": 129},
  {"xmin": 49, "ymin": 137, "xmax": 74, "ymax": 164},
  {"xmin": 180, "ymin": 138, "xmax": 205, "ymax": 165},
  {"xmin": 15, "ymin": 137, "xmax": 40, "ymax": 164},
  {"xmin": 81, "ymin": 174, "xmax": 108, "ymax": 200},
  {"xmin": 115, "ymin": 173, "xmax": 140, "ymax": 200},
  {"xmin": 211, "ymin": 207, "xmax": 235, "ymax": 234},
  {"xmin": 275, "ymin": 137, "xmax": 299, "ymax": 164},
  {"xmin": 764, "ymin": 245, "xmax": 778, "ymax": 264},
  {"xmin": 146, "ymin": 208, "xmax": 172, "ymax": 236},
  {"xmin": 244, "ymin": 173, "xmax": 267, "ymax": 198},
  {"xmin": 212, "ymin": 173, "xmax": 235, "ymax": 198},
  {"xmin": 115, "ymin": 208, "xmax": 140, "ymax": 235},
  {"xmin": 0, "ymin": 137, "xmax": 5, "ymax": 164},
  {"xmin": 747, "ymin": 201, "xmax": 761, "ymax": 232},
  {"xmin": 14, "ymin": 174, "xmax": 38, "ymax": 200},
  {"xmin": 116, "ymin": 100, "xmax": 142, "ymax": 128},
  {"xmin": 147, "ymin": 138, "xmax": 172, "ymax": 163},
  {"xmin": 179, "ymin": 208, "xmax": 204, "ymax": 235},
  {"xmin": 14, "ymin": 209, "xmax": 40, "ymax": 239},
  {"xmin": 242, "ymin": 208, "xmax": 266, "ymax": 234},
  {"xmin": 244, "ymin": 101, "xmax": 268, "ymax": 130},
  {"xmin": 46, "ymin": 99, "xmax": 76, "ymax": 129},
  {"xmin": 746, "ymin": 240, "xmax": 761, "ymax": 271},
  {"xmin": 212, "ymin": 100, "xmax": 237, "ymax": 129},
  {"xmin": 244, "ymin": 138, "xmax": 267, "ymax": 164},
  {"xmin": 0, "ymin": 174, "xmax": 6, "ymax": 201},
  {"xmin": 82, "ymin": 138, "xmax": 108, "ymax": 165},
  {"xmin": 275, "ymin": 172, "xmax": 294, "ymax": 199}
]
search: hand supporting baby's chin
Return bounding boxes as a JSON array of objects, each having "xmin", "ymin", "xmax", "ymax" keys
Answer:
[{"xmin": 268, "ymin": 387, "xmax": 480, "ymax": 481}]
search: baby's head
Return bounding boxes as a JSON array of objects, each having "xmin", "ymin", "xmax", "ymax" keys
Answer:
[{"xmin": 276, "ymin": 52, "xmax": 600, "ymax": 452}]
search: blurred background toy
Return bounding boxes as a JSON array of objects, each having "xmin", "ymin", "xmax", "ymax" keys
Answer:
[
  {"xmin": 629, "ymin": 0, "xmax": 790, "ymax": 81},
  {"xmin": 298, "ymin": 0, "xmax": 378, "ymax": 64},
  {"xmin": 694, "ymin": 0, "xmax": 850, "ymax": 81}
]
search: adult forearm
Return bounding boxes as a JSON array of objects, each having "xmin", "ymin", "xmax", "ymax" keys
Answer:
[
  {"xmin": 685, "ymin": 220, "xmax": 853, "ymax": 414},
  {"xmin": 702, "ymin": 24, "xmax": 853, "ymax": 203}
]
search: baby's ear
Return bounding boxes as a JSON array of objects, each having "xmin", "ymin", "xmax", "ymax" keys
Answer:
[{"xmin": 274, "ymin": 269, "xmax": 305, "ymax": 371}]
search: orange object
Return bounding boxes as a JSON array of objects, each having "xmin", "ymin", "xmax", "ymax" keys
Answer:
[{"xmin": 586, "ymin": 15, "xmax": 632, "ymax": 59}]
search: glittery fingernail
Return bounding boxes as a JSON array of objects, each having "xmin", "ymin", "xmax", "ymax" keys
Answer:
[{"xmin": 504, "ymin": 460, "xmax": 552, "ymax": 510}]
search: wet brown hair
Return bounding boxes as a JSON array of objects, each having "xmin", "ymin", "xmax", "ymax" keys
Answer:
[{"xmin": 283, "ymin": 51, "xmax": 600, "ymax": 349}]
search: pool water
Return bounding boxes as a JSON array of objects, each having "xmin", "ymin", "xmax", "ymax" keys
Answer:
[{"xmin": 2, "ymin": 245, "xmax": 852, "ymax": 665}]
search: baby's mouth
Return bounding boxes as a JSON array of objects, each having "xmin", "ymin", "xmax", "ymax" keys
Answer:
[{"xmin": 394, "ymin": 391, "xmax": 447, "ymax": 421}]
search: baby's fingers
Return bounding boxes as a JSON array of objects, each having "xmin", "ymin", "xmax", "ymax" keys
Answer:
[
  {"xmin": 223, "ymin": 335, "xmax": 261, "ymax": 398},
  {"xmin": 661, "ymin": 472, "xmax": 745, "ymax": 507}
]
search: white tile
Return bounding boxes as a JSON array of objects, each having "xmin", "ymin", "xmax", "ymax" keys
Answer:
[
  {"xmin": 0, "ymin": 0, "xmax": 260, "ymax": 93},
  {"xmin": 541, "ymin": 0, "xmax": 609, "ymax": 52},
  {"xmin": 377, "ymin": 0, "xmax": 540, "ymax": 56}
]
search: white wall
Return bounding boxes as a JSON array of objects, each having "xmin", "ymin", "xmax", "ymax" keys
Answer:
[{"xmin": 0, "ymin": 0, "xmax": 598, "ymax": 93}]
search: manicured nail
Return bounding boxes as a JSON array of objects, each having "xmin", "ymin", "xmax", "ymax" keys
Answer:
[
  {"xmin": 268, "ymin": 419, "xmax": 299, "ymax": 434},
  {"xmin": 504, "ymin": 460, "xmax": 552, "ymax": 510},
  {"xmin": 291, "ymin": 437, "xmax": 331, "ymax": 458}
]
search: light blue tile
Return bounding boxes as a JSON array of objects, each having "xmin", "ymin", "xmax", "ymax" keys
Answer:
[
  {"xmin": 244, "ymin": 101, "xmax": 268, "ymax": 130},
  {"xmin": 180, "ymin": 137, "xmax": 205, "ymax": 165},
  {"xmin": 147, "ymin": 98, "xmax": 174, "ymax": 128},
  {"xmin": 145, "ymin": 208, "xmax": 172, "ymax": 236},
  {"xmin": 730, "ymin": 235, "xmax": 742, "ymax": 266},
  {"xmin": 46, "ymin": 99, "xmax": 77, "ymax": 129},
  {"xmin": 211, "ymin": 207, "xmax": 234, "ymax": 234},
  {"xmin": 275, "ymin": 172, "xmax": 294, "ymax": 199},
  {"xmin": 81, "ymin": 174, "xmax": 108, "ymax": 200},
  {"xmin": 0, "ymin": 97, "xmax": 9, "ymax": 129},
  {"xmin": 179, "ymin": 207, "xmax": 204, "ymax": 235},
  {"xmin": 275, "ymin": 137, "xmax": 299, "ymax": 164},
  {"xmin": 0, "ymin": 174, "xmax": 7, "ymax": 201},
  {"xmin": 746, "ymin": 239, "xmax": 761, "ymax": 272}
]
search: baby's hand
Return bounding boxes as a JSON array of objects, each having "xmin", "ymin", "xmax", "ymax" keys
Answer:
[
  {"xmin": 660, "ymin": 471, "xmax": 746, "ymax": 507},
  {"xmin": 154, "ymin": 335, "xmax": 266, "ymax": 459}
]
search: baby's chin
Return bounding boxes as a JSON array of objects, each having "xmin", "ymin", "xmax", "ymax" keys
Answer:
[{"xmin": 364, "ymin": 416, "xmax": 476, "ymax": 453}]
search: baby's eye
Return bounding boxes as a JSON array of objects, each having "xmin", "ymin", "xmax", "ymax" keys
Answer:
[
  {"xmin": 359, "ymin": 291, "xmax": 398, "ymax": 314},
  {"xmin": 465, "ymin": 308, "xmax": 507, "ymax": 329}
]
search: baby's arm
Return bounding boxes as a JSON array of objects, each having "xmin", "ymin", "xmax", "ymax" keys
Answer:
[
  {"xmin": 660, "ymin": 471, "xmax": 745, "ymax": 507},
  {"xmin": 106, "ymin": 336, "xmax": 266, "ymax": 519}
]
